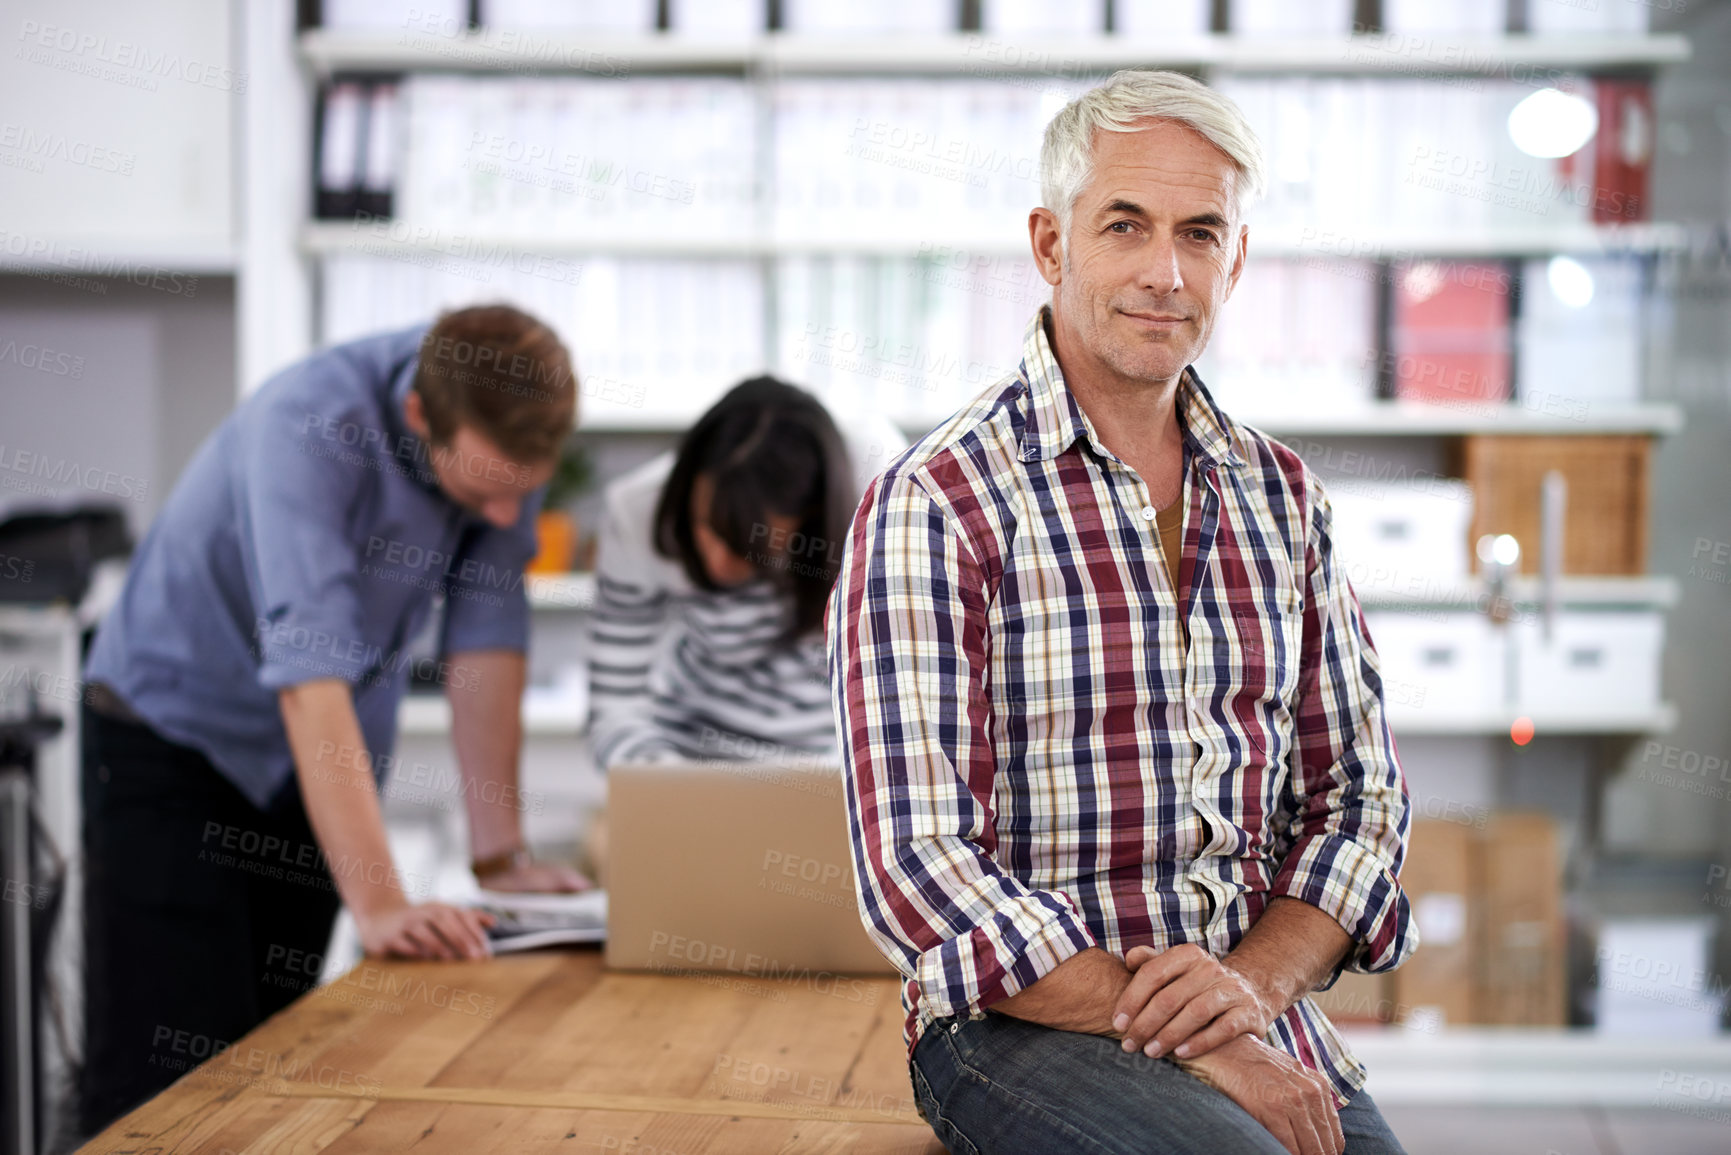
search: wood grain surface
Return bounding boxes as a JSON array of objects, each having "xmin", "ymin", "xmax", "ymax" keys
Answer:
[{"xmin": 78, "ymin": 947, "xmax": 946, "ymax": 1154}]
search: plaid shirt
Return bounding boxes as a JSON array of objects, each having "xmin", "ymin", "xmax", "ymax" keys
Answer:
[{"xmin": 828, "ymin": 309, "xmax": 1415, "ymax": 1102}]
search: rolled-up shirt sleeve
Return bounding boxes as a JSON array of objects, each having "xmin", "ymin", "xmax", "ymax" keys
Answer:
[
  {"xmin": 440, "ymin": 500, "xmax": 540, "ymax": 657},
  {"xmin": 829, "ymin": 469, "xmax": 1097, "ymax": 1023},
  {"xmin": 241, "ymin": 401, "xmax": 372, "ymax": 691},
  {"xmin": 1270, "ymin": 475, "xmax": 1416, "ymax": 976}
]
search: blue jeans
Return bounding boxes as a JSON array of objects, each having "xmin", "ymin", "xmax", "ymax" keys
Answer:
[{"xmin": 910, "ymin": 1011, "xmax": 1408, "ymax": 1155}]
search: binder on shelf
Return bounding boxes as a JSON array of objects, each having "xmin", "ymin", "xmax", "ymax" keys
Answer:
[
  {"xmin": 1390, "ymin": 260, "xmax": 1513, "ymax": 405},
  {"xmin": 1114, "ymin": 0, "xmax": 1212, "ymax": 36},
  {"xmin": 779, "ymin": 0, "xmax": 959, "ymax": 35},
  {"xmin": 358, "ymin": 82, "xmax": 400, "ymax": 220},
  {"xmin": 667, "ymin": 0, "xmax": 762, "ymax": 36},
  {"xmin": 316, "ymin": 81, "xmax": 368, "ymax": 220},
  {"xmin": 478, "ymin": 0, "xmax": 658, "ymax": 33},
  {"xmin": 1525, "ymin": 0, "xmax": 1650, "ymax": 34},
  {"xmin": 1590, "ymin": 78, "xmax": 1653, "ymax": 224},
  {"xmin": 1516, "ymin": 256, "xmax": 1643, "ymax": 406},
  {"xmin": 1381, "ymin": 0, "xmax": 1508, "ymax": 35},
  {"xmin": 1226, "ymin": 0, "xmax": 1354, "ymax": 35},
  {"xmin": 1199, "ymin": 256, "xmax": 1377, "ymax": 414},
  {"xmin": 979, "ymin": 0, "xmax": 1106, "ymax": 36},
  {"xmin": 321, "ymin": 0, "xmax": 470, "ymax": 29}
]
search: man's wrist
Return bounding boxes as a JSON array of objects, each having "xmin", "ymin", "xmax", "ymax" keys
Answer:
[
  {"xmin": 1221, "ymin": 954, "xmax": 1293, "ymax": 1027},
  {"xmin": 350, "ymin": 889, "xmax": 411, "ymax": 922},
  {"xmin": 472, "ymin": 844, "xmax": 530, "ymax": 881}
]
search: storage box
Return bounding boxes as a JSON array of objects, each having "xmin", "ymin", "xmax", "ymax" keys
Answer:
[
  {"xmin": 1596, "ymin": 917, "xmax": 1723, "ymax": 1036},
  {"xmin": 1457, "ymin": 435, "xmax": 1652, "ymax": 576},
  {"xmin": 1390, "ymin": 820, "xmax": 1477, "ymax": 1027},
  {"xmin": 1514, "ymin": 611, "xmax": 1663, "ymax": 717},
  {"xmin": 1328, "ymin": 480, "xmax": 1474, "ymax": 594},
  {"xmin": 1362, "ymin": 610, "xmax": 1508, "ymax": 721},
  {"xmin": 1475, "ymin": 813, "xmax": 1567, "ymax": 1026}
]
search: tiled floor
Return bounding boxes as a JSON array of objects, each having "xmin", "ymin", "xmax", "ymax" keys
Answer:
[{"xmin": 1380, "ymin": 1105, "xmax": 1731, "ymax": 1155}]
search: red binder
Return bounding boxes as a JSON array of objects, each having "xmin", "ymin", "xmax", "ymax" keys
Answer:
[{"xmin": 1390, "ymin": 260, "xmax": 1512, "ymax": 404}]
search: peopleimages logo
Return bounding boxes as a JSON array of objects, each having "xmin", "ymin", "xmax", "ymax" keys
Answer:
[
  {"xmin": 0, "ymin": 337, "xmax": 85, "ymax": 377},
  {"xmin": 0, "ymin": 443, "xmax": 148, "ymax": 500}
]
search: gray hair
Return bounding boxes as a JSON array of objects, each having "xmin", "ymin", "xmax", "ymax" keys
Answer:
[{"xmin": 1040, "ymin": 70, "xmax": 1267, "ymax": 236}]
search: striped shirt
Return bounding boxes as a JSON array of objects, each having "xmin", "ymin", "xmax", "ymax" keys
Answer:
[
  {"xmin": 827, "ymin": 308, "xmax": 1415, "ymax": 1102},
  {"xmin": 590, "ymin": 414, "xmax": 905, "ymax": 769}
]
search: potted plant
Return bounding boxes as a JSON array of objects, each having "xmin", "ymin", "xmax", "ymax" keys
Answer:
[{"xmin": 528, "ymin": 433, "xmax": 592, "ymax": 574}]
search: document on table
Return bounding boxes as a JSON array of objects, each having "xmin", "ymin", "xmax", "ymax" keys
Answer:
[{"xmin": 475, "ymin": 888, "xmax": 608, "ymax": 953}]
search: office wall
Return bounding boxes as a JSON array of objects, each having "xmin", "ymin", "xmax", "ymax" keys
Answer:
[
  {"xmin": 0, "ymin": 0, "xmax": 235, "ymax": 246},
  {"xmin": 0, "ymin": 277, "xmax": 237, "ymax": 535},
  {"xmin": 1601, "ymin": 0, "xmax": 1731, "ymax": 861}
]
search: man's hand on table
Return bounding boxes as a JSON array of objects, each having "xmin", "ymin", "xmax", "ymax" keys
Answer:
[
  {"xmin": 358, "ymin": 901, "xmax": 496, "ymax": 960},
  {"xmin": 478, "ymin": 860, "xmax": 592, "ymax": 893},
  {"xmin": 1112, "ymin": 942, "xmax": 1276, "ymax": 1060},
  {"xmin": 1178, "ymin": 1034, "xmax": 1343, "ymax": 1155}
]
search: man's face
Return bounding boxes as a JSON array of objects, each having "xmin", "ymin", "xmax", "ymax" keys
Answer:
[
  {"xmin": 1037, "ymin": 118, "xmax": 1247, "ymax": 389},
  {"xmin": 404, "ymin": 391, "xmax": 554, "ymax": 528},
  {"xmin": 428, "ymin": 424, "xmax": 555, "ymax": 528}
]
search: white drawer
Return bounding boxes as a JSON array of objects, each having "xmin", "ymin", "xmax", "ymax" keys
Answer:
[
  {"xmin": 1330, "ymin": 481, "xmax": 1474, "ymax": 596},
  {"xmin": 1515, "ymin": 612, "xmax": 1663, "ymax": 717},
  {"xmin": 1364, "ymin": 610, "xmax": 1507, "ymax": 720}
]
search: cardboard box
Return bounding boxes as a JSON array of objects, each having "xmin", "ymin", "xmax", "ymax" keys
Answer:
[
  {"xmin": 1312, "ymin": 970, "xmax": 1397, "ymax": 1027},
  {"xmin": 1390, "ymin": 820, "xmax": 1477, "ymax": 1027},
  {"xmin": 1475, "ymin": 813, "xmax": 1568, "ymax": 1026}
]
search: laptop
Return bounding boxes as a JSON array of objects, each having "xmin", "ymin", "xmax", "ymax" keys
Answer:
[{"xmin": 605, "ymin": 760, "xmax": 896, "ymax": 977}]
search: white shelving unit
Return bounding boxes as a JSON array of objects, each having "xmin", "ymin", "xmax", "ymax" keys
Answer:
[
  {"xmin": 298, "ymin": 30, "xmax": 1691, "ymax": 76},
  {"xmin": 0, "ymin": 236, "xmax": 239, "ymax": 276},
  {"xmin": 558, "ymin": 399, "xmax": 1690, "ymax": 437},
  {"xmin": 1386, "ymin": 704, "xmax": 1676, "ymax": 737},
  {"xmin": 299, "ymin": 220, "xmax": 1690, "ymax": 262},
  {"xmin": 1348, "ymin": 1028, "xmax": 1731, "ymax": 1106},
  {"xmin": 280, "ymin": 18, "xmax": 1694, "ymax": 749},
  {"xmin": 1358, "ymin": 575, "xmax": 1679, "ymax": 612}
]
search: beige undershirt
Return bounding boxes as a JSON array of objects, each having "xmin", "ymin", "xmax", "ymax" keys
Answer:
[{"xmin": 1156, "ymin": 496, "xmax": 1184, "ymax": 594}]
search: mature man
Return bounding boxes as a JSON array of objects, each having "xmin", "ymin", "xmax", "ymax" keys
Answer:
[
  {"xmin": 829, "ymin": 71, "xmax": 1414, "ymax": 1155},
  {"xmin": 80, "ymin": 304, "xmax": 587, "ymax": 1129}
]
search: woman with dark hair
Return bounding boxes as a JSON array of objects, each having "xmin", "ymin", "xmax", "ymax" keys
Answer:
[{"xmin": 588, "ymin": 377, "xmax": 903, "ymax": 768}]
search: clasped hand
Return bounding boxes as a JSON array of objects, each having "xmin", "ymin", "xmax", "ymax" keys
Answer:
[
  {"xmin": 1113, "ymin": 943, "xmax": 1342, "ymax": 1155},
  {"xmin": 1112, "ymin": 942, "xmax": 1274, "ymax": 1060}
]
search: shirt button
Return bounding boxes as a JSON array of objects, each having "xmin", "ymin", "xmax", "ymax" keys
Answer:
[{"xmin": 1141, "ymin": 506, "xmax": 1156, "ymax": 521}]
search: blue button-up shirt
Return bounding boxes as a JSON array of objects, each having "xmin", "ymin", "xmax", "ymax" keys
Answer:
[{"xmin": 84, "ymin": 325, "xmax": 542, "ymax": 808}]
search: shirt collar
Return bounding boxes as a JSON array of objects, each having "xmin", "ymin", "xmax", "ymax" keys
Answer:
[
  {"xmin": 384, "ymin": 328, "xmax": 447, "ymax": 497},
  {"xmin": 1016, "ymin": 305, "xmax": 1247, "ymax": 473}
]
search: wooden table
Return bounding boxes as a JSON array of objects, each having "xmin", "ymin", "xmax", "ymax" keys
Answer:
[{"xmin": 80, "ymin": 947, "xmax": 946, "ymax": 1154}]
